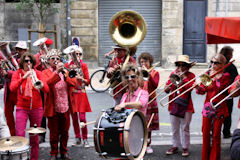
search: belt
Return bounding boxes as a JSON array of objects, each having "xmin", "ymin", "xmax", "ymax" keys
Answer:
[{"xmin": 73, "ymin": 88, "xmax": 86, "ymax": 93}]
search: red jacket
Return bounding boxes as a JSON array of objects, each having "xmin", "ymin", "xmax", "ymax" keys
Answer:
[
  {"xmin": 166, "ymin": 70, "xmax": 196, "ymax": 113},
  {"xmin": 65, "ymin": 61, "xmax": 92, "ymax": 112},
  {"xmin": 10, "ymin": 69, "xmax": 49, "ymax": 110},
  {"xmin": 42, "ymin": 68, "xmax": 78, "ymax": 117},
  {"xmin": 196, "ymin": 72, "xmax": 230, "ymax": 117}
]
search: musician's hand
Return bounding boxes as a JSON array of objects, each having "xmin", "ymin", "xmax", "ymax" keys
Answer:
[
  {"xmin": 56, "ymin": 62, "xmax": 64, "ymax": 74},
  {"xmin": 23, "ymin": 70, "xmax": 33, "ymax": 79},
  {"xmin": 141, "ymin": 65, "xmax": 147, "ymax": 70},
  {"xmin": 194, "ymin": 82, "xmax": 201, "ymax": 90},
  {"xmin": 236, "ymin": 80, "xmax": 240, "ymax": 88},
  {"xmin": 2, "ymin": 70, "xmax": 8, "ymax": 77},
  {"xmin": 108, "ymin": 67, "xmax": 115, "ymax": 74},
  {"xmin": 76, "ymin": 74, "xmax": 84, "ymax": 81},
  {"xmin": 114, "ymin": 103, "xmax": 125, "ymax": 112}
]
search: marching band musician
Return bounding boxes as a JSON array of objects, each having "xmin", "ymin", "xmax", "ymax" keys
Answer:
[
  {"xmin": 195, "ymin": 54, "xmax": 230, "ymax": 160},
  {"xmin": 164, "ymin": 55, "xmax": 195, "ymax": 157},
  {"xmin": 107, "ymin": 44, "xmax": 136, "ymax": 105},
  {"xmin": 64, "ymin": 46, "xmax": 92, "ymax": 147},
  {"xmin": 219, "ymin": 46, "xmax": 238, "ymax": 139},
  {"xmin": 138, "ymin": 52, "xmax": 159, "ymax": 154},
  {"xmin": 10, "ymin": 53, "xmax": 49, "ymax": 160},
  {"xmin": 42, "ymin": 49, "xmax": 77, "ymax": 160},
  {"xmin": 114, "ymin": 64, "xmax": 148, "ymax": 160},
  {"xmin": 34, "ymin": 37, "xmax": 53, "ymax": 71},
  {"xmin": 0, "ymin": 41, "xmax": 27, "ymax": 136}
]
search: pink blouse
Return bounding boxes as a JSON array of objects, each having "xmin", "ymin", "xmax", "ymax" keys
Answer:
[
  {"xmin": 53, "ymin": 72, "xmax": 69, "ymax": 113},
  {"xmin": 120, "ymin": 87, "xmax": 149, "ymax": 115}
]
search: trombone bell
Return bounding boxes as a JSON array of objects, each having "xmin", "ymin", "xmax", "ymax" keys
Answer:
[
  {"xmin": 200, "ymin": 74, "xmax": 212, "ymax": 87},
  {"xmin": 109, "ymin": 10, "xmax": 147, "ymax": 47}
]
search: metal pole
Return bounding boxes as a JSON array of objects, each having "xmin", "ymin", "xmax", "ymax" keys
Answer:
[{"xmin": 67, "ymin": 0, "xmax": 71, "ymax": 46}]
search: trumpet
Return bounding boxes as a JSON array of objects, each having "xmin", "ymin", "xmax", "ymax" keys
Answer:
[
  {"xmin": 210, "ymin": 80, "xmax": 240, "ymax": 109},
  {"xmin": 28, "ymin": 65, "xmax": 43, "ymax": 89},
  {"xmin": 159, "ymin": 60, "xmax": 235, "ymax": 107}
]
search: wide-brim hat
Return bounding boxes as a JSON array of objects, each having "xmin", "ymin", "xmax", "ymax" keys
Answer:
[
  {"xmin": 15, "ymin": 41, "xmax": 28, "ymax": 50},
  {"xmin": 175, "ymin": 55, "xmax": 192, "ymax": 66}
]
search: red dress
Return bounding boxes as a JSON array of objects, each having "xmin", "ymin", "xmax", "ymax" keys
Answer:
[
  {"xmin": 65, "ymin": 60, "xmax": 92, "ymax": 113},
  {"xmin": 143, "ymin": 69, "xmax": 160, "ymax": 131}
]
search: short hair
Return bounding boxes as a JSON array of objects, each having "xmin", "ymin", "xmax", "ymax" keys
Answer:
[
  {"xmin": 19, "ymin": 52, "xmax": 36, "ymax": 69},
  {"xmin": 220, "ymin": 46, "xmax": 233, "ymax": 57},
  {"xmin": 121, "ymin": 64, "xmax": 141, "ymax": 77},
  {"xmin": 138, "ymin": 52, "xmax": 154, "ymax": 66}
]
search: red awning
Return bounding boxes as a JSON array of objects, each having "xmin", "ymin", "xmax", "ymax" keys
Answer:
[{"xmin": 205, "ymin": 17, "xmax": 240, "ymax": 44}]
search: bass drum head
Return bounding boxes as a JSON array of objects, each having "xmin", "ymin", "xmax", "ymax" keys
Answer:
[{"xmin": 124, "ymin": 110, "xmax": 147, "ymax": 160}]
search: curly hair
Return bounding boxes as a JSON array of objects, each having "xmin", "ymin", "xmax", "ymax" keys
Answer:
[
  {"xmin": 19, "ymin": 52, "xmax": 36, "ymax": 69},
  {"xmin": 138, "ymin": 52, "xmax": 154, "ymax": 66}
]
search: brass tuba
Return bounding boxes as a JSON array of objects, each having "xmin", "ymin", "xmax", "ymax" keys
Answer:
[{"xmin": 109, "ymin": 10, "xmax": 147, "ymax": 48}]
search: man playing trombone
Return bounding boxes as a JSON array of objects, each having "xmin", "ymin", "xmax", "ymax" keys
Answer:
[
  {"xmin": 164, "ymin": 55, "xmax": 195, "ymax": 157},
  {"xmin": 107, "ymin": 44, "xmax": 136, "ymax": 105}
]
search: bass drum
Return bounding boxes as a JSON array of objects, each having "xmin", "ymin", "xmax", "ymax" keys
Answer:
[{"xmin": 94, "ymin": 108, "xmax": 147, "ymax": 160}]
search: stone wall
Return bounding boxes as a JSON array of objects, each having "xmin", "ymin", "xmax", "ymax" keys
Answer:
[
  {"xmin": 162, "ymin": 0, "xmax": 183, "ymax": 68},
  {"xmin": 70, "ymin": 0, "xmax": 98, "ymax": 60},
  {"xmin": 0, "ymin": 1, "xmax": 67, "ymax": 53}
]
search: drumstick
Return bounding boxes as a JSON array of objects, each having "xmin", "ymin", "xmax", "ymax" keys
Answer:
[
  {"xmin": 80, "ymin": 121, "xmax": 96, "ymax": 128},
  {"xmin": 147, "ymin": 113, "xmax": 155, "ymax": 129}
]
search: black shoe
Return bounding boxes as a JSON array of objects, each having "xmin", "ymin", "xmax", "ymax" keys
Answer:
[
  {"xmin": 61, "ymin": 153, "xmax": 72, "ymax": 160},
  {"xmin": 223, "ymin": 133, "xmax": 232, "ymax": 139},
  {"xmin": 39, "ymin": 136, "xmax": 45, "ymax": 143}
]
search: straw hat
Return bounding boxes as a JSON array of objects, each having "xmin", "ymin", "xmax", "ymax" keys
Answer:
[
  {"xmin": 175, "ymin": 55, "xmax": 192, "ymax": 65},
  {"xmin": 15, "ymin": 41, "xmax": 28, "ymax": 50}
]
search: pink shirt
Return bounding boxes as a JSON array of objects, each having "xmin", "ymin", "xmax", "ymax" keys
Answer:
[
  {"xmin": 53, "ymin": 72, "xmax": 69, "ymax": 113},
  {"xmin": 120, "ymin": 87, "xmax": 149, "ymax": 115}
]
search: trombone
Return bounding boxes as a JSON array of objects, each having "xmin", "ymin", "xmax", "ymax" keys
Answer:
[
  {"xmin": 210, "ymin": 79, "xmax": 240, "ymax": 109},
  {"xmin": 159, "ymin": 60, "xmax": 235, "ymax": 107},
  {"xmin": 141, "ymin": 62, "xmax": 160, "ymax": 81}
]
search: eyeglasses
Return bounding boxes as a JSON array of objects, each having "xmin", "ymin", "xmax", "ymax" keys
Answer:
[
  {"xmin": 210, "ymin": 60, "xmax": 221, "ymax": 65},
  {"xmin": 125, "ymin": 74, "xmax": 137, "ymax": 80},
  {"xmin": 76, "ymin": 53, "xmax": 82, "ymax": 56},
  {"xmin": 24, "ymin": 59, "xmax": 33, "ymax": 63},
  {"xmin": 50, "ymin": 57, "xmax": 60, "ymax": 61}
]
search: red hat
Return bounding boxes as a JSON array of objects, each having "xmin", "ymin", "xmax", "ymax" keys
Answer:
[{"xmin": 45, "ymin": 38, "xmax": 53, "ymax": 45}]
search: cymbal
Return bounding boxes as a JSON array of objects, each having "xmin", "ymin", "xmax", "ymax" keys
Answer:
[
  {"xmin": 0, "ymin": 136, "xmax": 28, "ymax": 151},
  {"xmin": 25, "ymin": 127, "xmax": 46, "ymax": 134}
]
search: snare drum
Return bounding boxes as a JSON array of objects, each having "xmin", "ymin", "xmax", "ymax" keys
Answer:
[
  {"xmin": 0, "ymin": 145, "xmax": 30, "ymax": 160},
  {"xmin": 94, "ymin": 108, "xmax": 148, "ymax": 160}
]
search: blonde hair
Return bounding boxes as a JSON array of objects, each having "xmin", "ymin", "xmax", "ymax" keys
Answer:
[{"xmin": 212, "ymin": 53, "xmax": 226, "ymax": 65}]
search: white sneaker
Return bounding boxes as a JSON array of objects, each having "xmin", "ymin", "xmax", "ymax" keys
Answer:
[
  {"xmin": 83, "ymin": 139, "xmax": 90, "ymax": 148},
  {"xmin": 146, "ymin": 146, "xmax": 153, "ymax": 154},
  {"xmin": 72, "ymin": 138, "xmax": 81, "ymax": 147}
]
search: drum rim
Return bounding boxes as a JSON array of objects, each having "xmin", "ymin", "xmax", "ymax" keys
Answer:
[{"xmin": 123, "ymin": 110, "xmax": 148, "ymax": 160}]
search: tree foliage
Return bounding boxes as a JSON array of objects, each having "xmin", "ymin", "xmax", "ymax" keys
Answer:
[{"xmin": 16, "ymin": 0, "xmax": 59, "ymax": 23}]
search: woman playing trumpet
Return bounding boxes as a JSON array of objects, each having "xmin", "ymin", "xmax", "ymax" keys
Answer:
[
  {"xmin": 195, "ymin": 54, "xmax": 230, "ymax": 160},
  {"xmin": 138, "ymin": 52, "xmax": 159, "ymax": 154},
  {"xmin": 10, "ymin": 53, "xmax": 49, "ymax": 160},
  {"xmin": 164, "ymin": 55, "xmax": 195, "ymax": 157}
]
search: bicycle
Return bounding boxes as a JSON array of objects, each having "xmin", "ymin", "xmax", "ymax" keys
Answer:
[{"xmin": 89, "ymin": 56, "xmax": 112, "ymax": 93}]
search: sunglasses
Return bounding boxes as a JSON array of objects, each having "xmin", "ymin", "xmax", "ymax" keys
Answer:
[
  {"xmin": 176, "ymin": 63, "xmax": 187, "ymax": 67},
  {"xmin": 125, "ymin": 74, "xmax": 137, "ymax": 80},
  {"xmin": 210, "ymin": 60, "xmax": 221, "ymax": 65},
  {"xmin": 50, "ymin": 57, "xmax": 60, "ymax": 61},
  {"xmin": 76, "ymin": 53, "xmax": 82, "ymax": 56},
  {"xmin": 24, "ymin": 59, "xmax": 33, "ymax": 63}
]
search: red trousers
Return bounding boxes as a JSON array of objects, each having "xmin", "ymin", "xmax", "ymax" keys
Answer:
[
  {"xmin": 48, "ymin": 111, "xmax": 70, "ymax": 156},
  {"xmin": 4, "ymin": 94, "xmax": 17, "ymax": 136},
  {"xmin": 70, "ymin": 112, "xmax": 88, "ymax": 139},
  {"xmin": 202, "ymin": 116, "xmax": 224, "ymax": 160}
]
